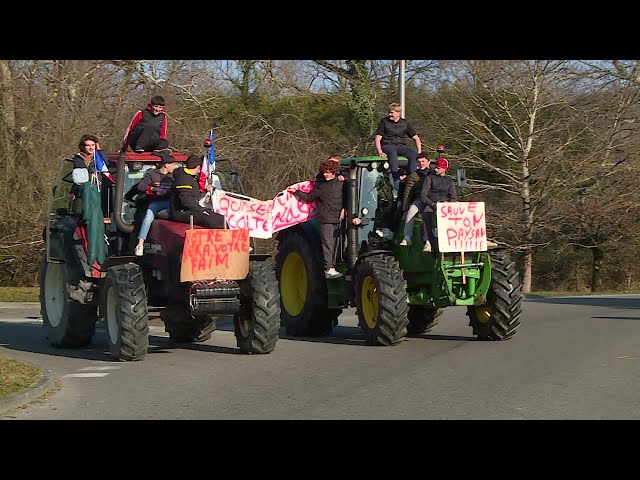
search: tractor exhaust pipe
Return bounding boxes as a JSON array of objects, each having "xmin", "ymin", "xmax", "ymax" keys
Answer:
[
  {"xmin": 113, "ymin": 151, "xmax": 134, "ymax": 234},
  {"xmin": 347, "ymin": 162, "xmax": 358, "ymax": 270}
]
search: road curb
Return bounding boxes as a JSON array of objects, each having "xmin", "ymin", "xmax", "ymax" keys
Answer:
[{"xmin": 0, "ymin": 363, "xmax": 57, "ymax": 416}]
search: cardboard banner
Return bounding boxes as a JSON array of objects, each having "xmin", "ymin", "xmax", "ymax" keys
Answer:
[
  {"xmin": 436, "ymin": 201, "xmax": 487, "ymax": 253},
  {"xmin": 210, "ymin": 180, "xmax": 318, "ymax": 239},
  {"xmin": 180, "ymin": 229, "xmax": 250, "ymax": 282}
]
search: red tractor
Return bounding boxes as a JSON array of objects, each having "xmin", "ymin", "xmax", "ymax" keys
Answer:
[{"xmin": 40, "ymin": 151, "xmax": 280, "ymax": 361}]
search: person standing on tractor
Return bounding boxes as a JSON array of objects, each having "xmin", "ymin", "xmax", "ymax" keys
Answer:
[
  {"xmin": 374, "ymin": 102, "xmax": 422, "ymax": 196},
  {"xmin": 122, "ymin": 95, "xmax": 171, "ymax": 155},
  {"xmin": 134, "ymin": 154, "xmax": 179, "ymax": 256},
  {"xmin": 69, "ymin": 134, "xmax": 112, "ymax": 201},
  {"xmin": 400, "ymin": 153, "xmax": 432, "ymax": 247},
  {"xmin": 419, "ymin": 157, "xmax": 457, "ymax": 252},
  {"xmin": 170, "ymin": 155, "xmax": 225, "ymax": 229},
  {"xmin": 287, "ymin": 159, "xmax": 347, "ymax": 279}
]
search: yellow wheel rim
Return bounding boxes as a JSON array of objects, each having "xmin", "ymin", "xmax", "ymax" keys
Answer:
[
  {"xmin": 475, "ymin": 305, "xmax": 492, "ymax": 324},
  {"xmin": 361, "ymin": 276, "xmax": 378, "ymax": 329},
  {"xmin": 281, "ymin": 252, "xmax": 307, "ymax": 316}
]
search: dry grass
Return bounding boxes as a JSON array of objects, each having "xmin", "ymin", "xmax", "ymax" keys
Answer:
[
  {"xmin": 0, "ymin": 287, "xmax": 39, "ymax": 302},
  {"xmin": 0, "ymin": 357, "xmax": 42, "ymax": 399}
]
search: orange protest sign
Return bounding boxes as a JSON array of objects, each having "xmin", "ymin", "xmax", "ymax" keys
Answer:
[{"xmin": 180, "ymin": 229, "xmax": 250, "ymax": 282}]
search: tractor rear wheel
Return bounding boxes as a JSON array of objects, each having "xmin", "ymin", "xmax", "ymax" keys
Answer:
[
  {"xmin": 467, "ymin": 250, "xmax": 522, "ymax": 340},
  {"xmin": 234, "ymin": 261, "xmax": 281, "ymax": 354},
  {"xmin": 355, "ymin": 254, "xmax": 409, "ymax": 346},
  {"xmin": 40, "ymin": 253, "xmax": 97, "ymax": 348},
  {"xmin": 103, "ymin": 263, "xmax": 149, "ymax": 361},
  {"xmin": 276, "ymin": 229, "xmax": 339, "ymax": 337},
  {"xmin": 407, "ymin": 305, "xmax": 442, "ymax": 334}
]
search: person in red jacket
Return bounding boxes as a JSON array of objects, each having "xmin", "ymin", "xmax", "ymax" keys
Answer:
[{"xmin": 122, "ymin": 95, "xmax": 171, "ymax": 155}]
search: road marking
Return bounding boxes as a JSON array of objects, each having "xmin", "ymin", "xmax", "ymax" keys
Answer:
[
  {"xmin": 62, "ymin": 373, "xmax": 110, "ymax": 378},
  {"xmin": 78, "ymin": 366, "xmax": 121, "ymax": 371}
]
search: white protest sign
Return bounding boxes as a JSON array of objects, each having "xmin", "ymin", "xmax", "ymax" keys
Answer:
[{"xmin": 436, "ymin": 201, "xmax": 487, "ymax": 253}]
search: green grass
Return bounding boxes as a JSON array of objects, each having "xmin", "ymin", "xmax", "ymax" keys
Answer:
[
  {"xmin": 0, "ymin": 357, "xmax": 42, "ymax": 399},
  {"xmin": 0, "ymin": 287, "xmax": 39, "ymax": 302}
]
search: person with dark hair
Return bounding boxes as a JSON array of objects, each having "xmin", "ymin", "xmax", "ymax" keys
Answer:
[
  {"xmin": 287, "ymin": 159, "xmax": 347, "ymax": 278},
  {"xmin": 374, "ymin": 102, "xmax": 422, "ymax": 195},
  {"xmin": 400, "ymin": 153, "xmax": 432, "ymax": 247},
  {"xmin": 69, "ymin": 134, "xmax": 111, "ymax": 201},
  {"xmin": 420, "ymin": 157, "xmax": 457, "ymax": 252},
  {"xmin": 170, "ymin": 155, "xmax": 225, "ymax": 229},
  {"xmin": 134, "ymin": 154, "xmax": 179, "ymax": 256},
  {"xmin": 122, "ymin": 95, "xmax": 171, "ymax": 155}
]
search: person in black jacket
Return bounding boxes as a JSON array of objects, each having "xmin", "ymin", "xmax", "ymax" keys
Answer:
[
  {"xmin": 374, "ymin": 102, "xmax": 422, "ymax": 195},
  {"xmin": 170, "ymin": 155, "xmax": 224, "ymax": 229},
  {"xmin": 134, "ymin": 154, "xmax": 178, "ymax": 256},
  {"xmin": 420, "ymin": 157, "xmax": 457, "ymax": 253},
  {"xmin": 287, "ymin": 159, "xmax": 347, "ymax": 278},
  {"xmin": 122, "ymin": 95, "xmax": 171, "ymax": 155}
]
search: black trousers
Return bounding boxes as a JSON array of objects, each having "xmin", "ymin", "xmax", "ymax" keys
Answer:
[
  {"xmin": 319, "ymin": 222, "xmax": 340, "ymax": 271},
  {"xmin": 130, "ymin": 128, "xmax": 169, "ymax": 152},
  {"xmin": 172, "ymin": 210, "xmax": 225, "ymax": 229}
]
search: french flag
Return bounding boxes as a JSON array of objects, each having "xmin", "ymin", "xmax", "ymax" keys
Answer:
[
  {"xmin": 95, "ymin": 150, "xmax": 114, "ymax": 183},
  {"xmin": 201, "ymin": 129, "xmax": 215, "ymax": 177}
]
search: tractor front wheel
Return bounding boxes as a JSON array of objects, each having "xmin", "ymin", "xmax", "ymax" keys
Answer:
[{"xmin": 355, "ymin": 254, "xmax": 409, "ymax": 346}]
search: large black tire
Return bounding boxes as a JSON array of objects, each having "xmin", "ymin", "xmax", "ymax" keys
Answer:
[
  {"xmin": 103, "ymin": 263, "xmax": 149, "ymax": 361},
  {"xmin": 467, "ymin": 250, "xmax": 522, "ymax": 340},
  {"xmin": 161, "ymin": 305, "xmax": 217, "ymax": 343},
  {"xmin": 275, "ymin": 229, "xmax": 339, "ymax": 337},
  {"xmin": 234, "ymin": 262, "xmax": 281, "ymax": 354},
  {"xmin": 407, "ymin": 305, "xmax": 442, "ymax": 335},
  {"xmin": 40, "ymin": 253, "xmax": 97, "ymax": 348},
  {"xmin": 355, "ymin": 254, "xmax": 409, "ymax": 346}
]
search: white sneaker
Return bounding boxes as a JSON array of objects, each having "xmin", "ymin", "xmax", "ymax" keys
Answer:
[
  {"xmin": 399, "ymin": 237, "xmax": 412, "ymax": 246},
  {"xmin": 134, "ymin": 244, "xmax": 144, "ymax": 256},
  {"xmin": 325, "ymin": 268, "xmax": 343, "ymax": 278},
  {"xmin": 487, "ymin": 240, "xmax": 499, "ymax": 248},
  {"xmin": 422, "ymin": 242, "xmax": 432, "ymax": 253}
]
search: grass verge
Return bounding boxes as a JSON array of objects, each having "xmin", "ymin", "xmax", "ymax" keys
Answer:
[
  {"xmin": 0, "ymin": 287, "xmax": 39, "ymax": 302},
  {"xmin": 0, "ymin": 357, "xmax": 42, "ymax": 399}
]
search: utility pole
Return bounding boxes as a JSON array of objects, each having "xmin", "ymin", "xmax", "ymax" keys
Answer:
[{"xmin": 399, "ymin": 60, "xmax": 406, "ymax": 118}]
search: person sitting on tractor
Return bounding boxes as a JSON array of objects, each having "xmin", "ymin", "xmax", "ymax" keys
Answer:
[
  {"xmin": 122, "ymin": 95, "xmax": 171, "ymax": 155},
  {"xmin": 170, "ymin": 155, "xmax": 225, "ymax": 229},
  {"xmin": 287, "ymin": 159, "xmax": 347, "ymax": 279},
  {"xmin": 419, "ymin": 157, "xmax": 457, "ymax": 253},
  {"xmin": 134, "ymin": 154, "xmax": 179, "ymax": 256},
  {"xmin": 400, "ymin": 153, "xmax": 431, "ymax": 247}
]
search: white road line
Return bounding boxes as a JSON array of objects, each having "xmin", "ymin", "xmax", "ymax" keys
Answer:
[
  {"xmin": 78, "ymin": 366, "xmax": 121, "ymax": 371},
  {"xmin": 62, "ymin": 373, "xmax": 110, "ymax": 378}
]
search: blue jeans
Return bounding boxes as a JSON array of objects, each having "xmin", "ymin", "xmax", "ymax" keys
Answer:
[{"xmin": 138, "ymin": 200, "xmax": 169, "ymax": 241}]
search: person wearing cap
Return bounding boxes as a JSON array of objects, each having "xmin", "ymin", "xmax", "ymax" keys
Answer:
[
  {"xmin": 170, "ymin": 154, "xmax": 225, "ymax": 230},
  {"xmin": 122, "ymin": 95, "xmax": 172, "ymax": 155},
  {"xmin": 134, "ymin": 154, "xmax": 179, "ymax": 256},
  {"xmin": 419, "ymin": 157, "xmax": 457, "ymax": 253}
]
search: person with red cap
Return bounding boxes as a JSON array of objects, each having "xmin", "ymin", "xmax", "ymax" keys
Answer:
[{"xmin": 419, "ymin": 157, "xmax": 457, "ymax": 252}]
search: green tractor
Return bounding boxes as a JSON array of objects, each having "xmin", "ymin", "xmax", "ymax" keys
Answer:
[{"xmin": 275, "ymin": 156, "xmax": 522, "ymax": 345}]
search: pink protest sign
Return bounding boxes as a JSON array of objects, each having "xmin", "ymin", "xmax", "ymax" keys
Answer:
[
  {"xmin": 211, "ymin": 181, "xmax": 318, "ymax": 239},
  {"xmin": 436, "ymin": 201, "xmax": 487, "ymax": 252},
  {"xmin": 271, "ymin": 181, "xmax": 318, "ymax": 234}
]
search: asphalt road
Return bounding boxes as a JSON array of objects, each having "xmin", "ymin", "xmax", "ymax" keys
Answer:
[{"xmin": 1, "ymin": 296, "xmax": 639, "ymax": 419}]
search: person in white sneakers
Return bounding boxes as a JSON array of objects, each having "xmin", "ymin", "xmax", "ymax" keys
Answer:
[
  {"xmin": 420, "ymin": 157, "xmax": 457, "ymax": 253},
  {"xmin": 287, "ymin": 159, "xmax": 347, "ymax": 279},
  {"xmin": 134, "ymin": 154, "xmax": 178, "ymax": 256},
  {"xmin": 400, "ymin": 153, "xmax": 431, "ymax": 247}
]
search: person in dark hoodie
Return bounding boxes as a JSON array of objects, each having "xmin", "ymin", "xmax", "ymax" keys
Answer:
[
  {"xmin": 134, "ymin": 154, "xmax": 179, "ymax": 256},
  {"xmin": 122, "ymin": 95, "xmax": 171, "ymax": 155},
  {"xmin": 287, "ymin": 159, "xmax": 347, "ymax": 278},
  {"xmin": 170, "ymin": 154, "xmax": 225, "ymax": 229},
  {"xmin": 400, "ymin": 153, "xmax": 432, "ymax": 247}
]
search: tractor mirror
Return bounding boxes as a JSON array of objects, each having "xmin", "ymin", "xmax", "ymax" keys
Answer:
[{"xmin": 457, "ymin": 167, "xmax": 467, "ymax": 189}]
